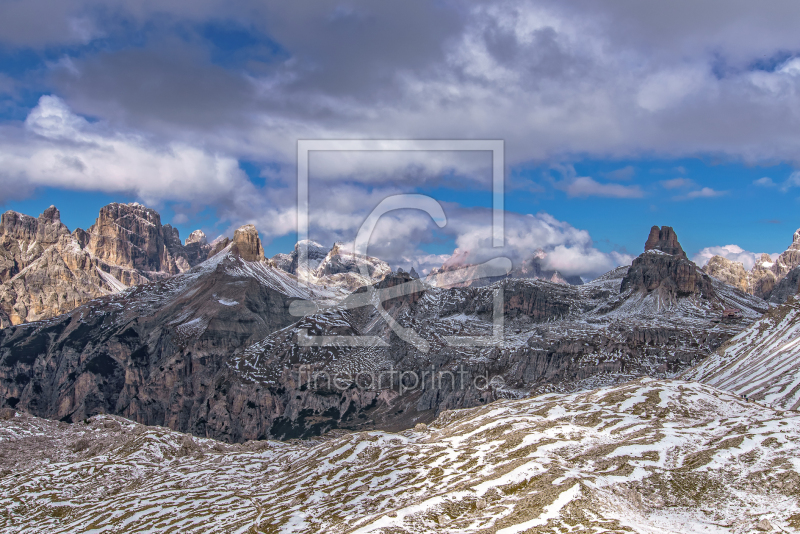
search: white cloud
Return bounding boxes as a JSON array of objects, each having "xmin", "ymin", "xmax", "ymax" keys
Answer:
[
  {"xmin": 0, "ymin": 96, "xmax": 257, "ymax": 210},
  {"xmin": 673, "ymin": 187, "xmax": 727, "ymax": 200},
  {"xmin": 557, "ymin": 176, "xmax": 644, "ymax": 198},
  {"xmin": 692, "ymin": 244, "xmax": 778, "ymax": 270},
  {"xmin": 754, "ymin": 176, "xmax": 776, "ymax": 187}
]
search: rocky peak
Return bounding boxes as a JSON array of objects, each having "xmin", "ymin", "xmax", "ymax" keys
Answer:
[
  {"xmin": 231, "ymin": 224, "xmax": 265, "ymax": 262},
  {"xmin": 186, "ymin": 230, "xmax": 207, "ymax": 246},
  {"xmin": 703, "ymin": 255, "xmax": 749, "ymax": 293},
  {"xmin": 86, "ymin": 203, "xmax": 166, "ymax": 272},
  {"xmin": 622, "ymin": 226, "xmax": 712, "ymax": 299},
  {"xmin": 0, "ymin": 206, "xmax": 69, "ymax": 245},
  {"xmin": 644, "ymin": 225, "xmax": 686, "ymax": 258}
]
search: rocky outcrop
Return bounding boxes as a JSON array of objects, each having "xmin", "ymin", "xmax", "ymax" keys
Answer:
[
  {"xmin": 85, "ymin": 203, "xmax": 189, "ymax": 276},
  {"xmin": 0, "ymin": 206, "xmax": 70, "ymax": 282},
  {"xmin": 621, "ymin": 251, "xmax": 714, "ymax": 299},
  {"xmin": 704, "ymin": 228, "xmax": 800, "ymax": 301},
  {"xmin": 769, "ymin": 265, "xmax": 800, "ymax": 304},
  {"xmin": 644, "ymin": 225, "xmax": 686, "ymax": 258},
  {"xmin": 703, "ymin": 255, "xmax": 749, "ymax": 293},
  {"xmin": 183, "ymin": 230, "xmax": 213, "ymax": 265},
  {"xmin": 775, "ymin": 229, "xmax": 800, "ymax": 277},
  {"xmin": 622, "ymin": 226, "xmax": 714, "ymax": 301},
  {"xmin": 0, "ymin": 203, "xmax": 230, "ymax": 327},
  {"xmin": 231, "ymin": 224, "xmax": 265, "ymax": 262}
]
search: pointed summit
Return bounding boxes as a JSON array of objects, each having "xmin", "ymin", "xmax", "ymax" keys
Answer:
[{"xmin": 644, "ymin": 225, "xmax": 686, "ymax": 258}]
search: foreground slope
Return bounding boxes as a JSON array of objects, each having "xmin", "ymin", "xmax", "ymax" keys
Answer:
[
  {"xmin": 1, "ymin": 379, "xmax": 798, "ymax": 533},
  {"xmin": 685, "ymin": 294, "xmax": 800, "ymax": 409}
]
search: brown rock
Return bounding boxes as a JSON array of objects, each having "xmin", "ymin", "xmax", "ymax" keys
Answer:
[
  {"xmin": 86, "ymin": 203, "xmax": 180, "ymax": 274},
  {"xmin": 231, "ymin": 224, "xmax": 265, "ymax": 262},
  {"xmin": 703, "ymin": 256, "xmax": 749, "ymax": 293},
  {"xmin": 644, "ymin": 225, "xmax": 687, "ymax": 258}
]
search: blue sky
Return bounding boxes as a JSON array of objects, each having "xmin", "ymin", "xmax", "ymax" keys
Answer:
[{"xmin": 2, "ymin": 1, "xmax": 800, "ymax": 276}]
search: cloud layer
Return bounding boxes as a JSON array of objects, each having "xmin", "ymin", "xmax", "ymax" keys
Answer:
[{"xmin": 4, "ymin": 1, "xmax": 800, "ymax": 277}]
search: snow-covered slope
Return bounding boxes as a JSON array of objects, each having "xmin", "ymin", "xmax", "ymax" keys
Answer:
[
  {"xmin": 1, "ymin": 378, "xmax": 799, "ymax": 533},
  {"xmin": 684, "ymin": 294, "xmax": 800, "ymax": 409}
]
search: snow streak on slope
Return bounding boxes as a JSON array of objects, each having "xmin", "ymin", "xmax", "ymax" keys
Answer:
[
  {"xmin": 2, "ymin": 379, "xmax": 800, "ymax": 533},
  {"xmin": 685, "ymin": 294, "xmax": 800, "ymax": 409}
]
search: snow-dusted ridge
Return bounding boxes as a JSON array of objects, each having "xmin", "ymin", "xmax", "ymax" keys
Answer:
[
  {"xmin": 685, "ymin": 294, "xmax": 800, "ymax": 409},
  {"xmin": 1, "ymin": 378, "xmax": 799, "ymax": 533}
]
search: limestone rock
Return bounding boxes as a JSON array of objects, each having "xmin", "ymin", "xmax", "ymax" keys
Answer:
[
  {"xmin": 207, "ymin": 236, "xmax": 231, "ymax": 260},
  {"xmin": 0, "ymin": 206, "xmax": 70, "ymax": 283},
  {"xmin": 0, "ymin": 203, "xmax": 217, "ymax": 327},
  {"xmin": 184, "ymin": 230, "xmax": 213, "ymax": 265},
  {"xmin": 769, "ymin": 265, "xmax": 800, "ymax": 304},
  {"xmin": 644, "ymin": 225, "xmax": 687, "ymax": 258},
  {"xmin": 186, "ymin": 230, "xmax": 207, "ymax": 246},
  {"xmin": 85, "ymin": 203, "xmax": 185, "ymax": 275},
  {"xmin": 703, "ymin": 256, "xmax": 749, "ymax": 293},
  {"xmin": 622, "ymin": 227, "xmax": 713, "ymax": 300},
  {"xmin": 231, "ymin": 224, "xmax": 265, "ymax": 262}
]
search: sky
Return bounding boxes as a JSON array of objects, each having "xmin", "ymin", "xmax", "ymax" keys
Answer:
[{"xmin": 2, "ymin": 1, "xmax": 800, "ymax": 278}]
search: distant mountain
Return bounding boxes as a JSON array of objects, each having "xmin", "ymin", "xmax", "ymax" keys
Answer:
[
  {"xmin": 0, "ymin": 203, "xmax": 220, "ymax": 327},
  {"xmin": 426, "ymin": 248, "xmax": 583, "ymax": 288},
  {"xmin": 704, "ymin": 227, "xmax": 800, "ymax": 302},
  {"xmin": 271, "ymin": 239, "xmax": 391, "ymax": 291}
]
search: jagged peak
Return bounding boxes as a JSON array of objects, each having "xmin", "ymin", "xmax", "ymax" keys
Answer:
[
  {"xmin": 643, "ymin": 225, "xmax": 686, "ymax": 258},
  {"xmin": 186, "ymin": 229, "xmax": 207, "ymax": 246},
  {"xmin": 39, "ymin": 205, "xmax": 60, "ymax": 221}
]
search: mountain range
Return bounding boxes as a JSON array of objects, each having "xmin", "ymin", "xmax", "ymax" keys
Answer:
[
  {"xmin": 703, "ymin": 229, "xmax": 800, "ymax": 302},
  {"xmin": 4, "ymin": 202, "xmax": 800, "ymax": 532},
  {"xmin": 0, "ymin": 202, "xmax": 780, "ymax": 443}
]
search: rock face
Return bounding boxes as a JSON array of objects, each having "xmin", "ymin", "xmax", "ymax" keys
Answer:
[
  {"xmin": 85, "ymin": 203, "xmax": 189, "ymax": 277},
  {"xmin": 621, "ymin": 251, "xmax": 714, "ymax": 299},
  {"xmin": 0, "ymin": 206, "xmax": 70, "ymax": 282},
  {"xmin": 703, "ymin": 228, "xmax": 800, "ymax": 301},
  {"xmin": 702, "ymin": 255, "xmax": 749, "ymax": 293},
  {"xmin": 0, "ymin": 203, "xmax": 222, "ymax": 327},
  {"xmin": 183, "ymin": 230, "xmax": 213, "ymax": 266},
  {"xmin": 621, "ymin": 227, "xmax": 714, "ymax": 301},
  {"xmin": 644, "ymin": 225, "xmax": 686, "ymax": 258},
  {"xmin": 768, "ymin": 265, "xmax": 800, "ymax": 304},
  {"xmin": 231, "ymin": 224, "xmax": 265, "ymax": 262}
]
